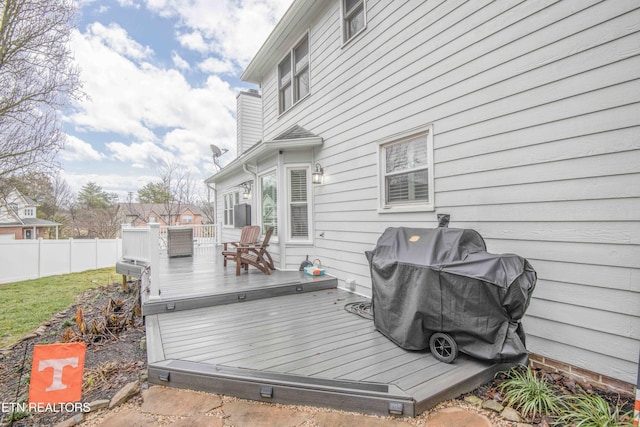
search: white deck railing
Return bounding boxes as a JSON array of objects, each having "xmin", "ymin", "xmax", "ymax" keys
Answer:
[
  {"xmin": 120, "ymin": 224, "xmax": 219, "ymax": 301},
  {"xmin": 158, "ymin": 224, "xmax": 218, "ymax": 250}
]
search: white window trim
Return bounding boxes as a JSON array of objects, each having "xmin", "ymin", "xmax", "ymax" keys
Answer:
[
  {"xmin": 278, "ymin": 32, "xmax": 311, "ymax": 116},
  {"xmin": 222, "ymin": 190, "xmax": 240, "ymax": 228},
  {"xmin": 285, "ymin": 164, "xmax": 313, "ymax": 245},
  {"xmin": 377, "ymin": 124, "xmax": 435, "ymax": 213},
  {"xmin": 341, "ymin": 0, "xmax": 367, "ymax": 46},
  {"xmin": 258, "ymin": 168, "xmax": 279, "ymax": 242}
]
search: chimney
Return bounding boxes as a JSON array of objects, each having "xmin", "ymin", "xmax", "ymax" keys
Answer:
[{"xmin": 237, "ymin": 89, "xmax": 262, "ymax": 156}]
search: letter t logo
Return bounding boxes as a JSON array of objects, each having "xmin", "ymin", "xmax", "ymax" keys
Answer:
[{"xmin": 29, "ymin": 343, "xmax": 86, "ymax": 405}]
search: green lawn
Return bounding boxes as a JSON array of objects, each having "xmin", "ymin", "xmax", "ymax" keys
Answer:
[{"xmin": 0, "ymin": 267, "xmax": 117, "ymax": 349}]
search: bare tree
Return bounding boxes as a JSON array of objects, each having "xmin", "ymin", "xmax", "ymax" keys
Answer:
[
  {"xmin": 0, "ymin": 0, "xmax": 82, "ymax": 178},
  {"xmin": 158, "ymin": 161, "xmax": 196, "ymax": 225}
]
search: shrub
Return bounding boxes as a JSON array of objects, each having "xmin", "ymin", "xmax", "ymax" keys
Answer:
[
  {"xmin": 497, "ymin": 365, "xmax": 562, "ymax": 419},
  {"xmin": 555, "ymin": 393, "xmax": 634, "ymax": 427}
]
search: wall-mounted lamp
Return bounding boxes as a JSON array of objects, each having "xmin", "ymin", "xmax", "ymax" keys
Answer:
[
  {"xmin": 240, "ymin": 181, "xmax": 252, "ymax": 199},
  {"xmin": 312, "ymin": 163, "xmax": 324, "ymax": 184}
]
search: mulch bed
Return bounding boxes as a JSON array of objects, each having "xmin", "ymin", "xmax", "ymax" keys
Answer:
[{"xmin": 0, "ymin": 282, "xmax": 146, "ymax": 426}]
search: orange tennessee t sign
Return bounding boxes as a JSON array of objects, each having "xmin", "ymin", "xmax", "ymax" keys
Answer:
[{"xmin": 28, "ymin": 343, "xmax": 86, "ymax": 405}]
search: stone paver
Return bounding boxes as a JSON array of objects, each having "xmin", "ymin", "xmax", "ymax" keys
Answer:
[
  {"xmin": 167, "ymin": 414, "xmax": 225, "ymax": 427},
  {"xmin": 221, "ymin": 401, "xmax": 309, "ymax": 427},
  {"xmin": 314, "ymin": 412, "xmax": 413, "ymax": 427},
  {"xmin": 96, "ymin": 408, "xmax": 157, "ymax": 427},
  {"xmin": 141, "ymin": 386, "xmax": 223, "ymax": 417},
  {"xmin": 424, "ymin": 407, "xmax": 492, "ymax": 427}
]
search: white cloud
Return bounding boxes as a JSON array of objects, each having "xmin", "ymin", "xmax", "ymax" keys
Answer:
[
  {"xmin": 60, "ymin": 135, "xmax": 104, "ymax": 161},
  {"xmin": 106, "ymin": 141, "xmax": 173, "ymax": 167},
  {"xmin": 67, "ymin": 25, "xmax": 237, "ymax": 157},
  {"xmin": 171, "ymin": 51, "xmax": 190, "ymax": 70},
  {"xmin": 145, "ymin": 0, "xmax": 293, "ymax": 68},
  {"xmin": 198, "ymin": 57, "xmax": 235, "ymax": 74},
  {"xmin": 176, "ymin": 30, "xmax": 208, "ymax": 53},
  {"xmin": 87, "ymin": 22, "xmax": 153, "ymax": 61}
]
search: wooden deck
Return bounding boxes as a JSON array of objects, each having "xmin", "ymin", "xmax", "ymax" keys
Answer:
[
  {"xmin": 143, "ymin": 247, "xmax": 520, "ymax": 417},
  {"xmin": 142, "ymin": 246, "xmax": 337, "ymax": 315}
]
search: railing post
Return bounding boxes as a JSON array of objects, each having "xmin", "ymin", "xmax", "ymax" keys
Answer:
[{"xmin": 148, "ymin": 224, "xmax": 161, "ymax": 300}]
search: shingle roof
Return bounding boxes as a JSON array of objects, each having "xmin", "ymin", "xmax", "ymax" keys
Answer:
[{"xmin": 272, "ymin": 125, "xmax": 318, "ymax": 141}]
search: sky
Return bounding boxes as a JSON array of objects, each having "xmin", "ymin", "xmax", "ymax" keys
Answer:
[{"xmin": 59, "ymin": 0, "xmax": 293, "ymax": 202}]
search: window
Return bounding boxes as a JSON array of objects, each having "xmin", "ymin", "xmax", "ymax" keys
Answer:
[
  {"xmin": 148, "ymin": 215, "xmax": 157, "ymax": 223},
  {"xmin": 379, "ymin": 127, "xmax": 434, "ymax": 211},
  {"xmin": 223, "ymin": 191, "xmax": 240, "ymax": 226},
  {"xmin": 182, "ymin": 214, "xmax": 193, "ymax": 224},
  {"xmin": 23, "ymin": 208, "xmax": 35, "ymax": 217},
  {"xmin": 288, "ymin": 167, "xmax": 311, "ymax": 240},
  {"xmin": 342, "ymin": 0, "xmax": 366, "ymax": 43},
  {"xmin": 279, "ymin": 35, "xmax": 309, "ymax": 114},
  {"xmin": 260, "ymin": 172, "xmax": 278, "ymax": 236}
]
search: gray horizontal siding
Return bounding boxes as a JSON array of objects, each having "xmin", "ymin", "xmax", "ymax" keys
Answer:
[{"xmin": 252, "ymin": 0, "xmax": 640, "ymax": 384}]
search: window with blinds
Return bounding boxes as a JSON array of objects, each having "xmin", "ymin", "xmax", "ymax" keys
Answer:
[
  {"xmin": 380, "ymin": 130, "xmax": 433, "ymax": 210},
  {"xmin": 289, "ymin": 168, "xmax": 310, "ymax": 239}
]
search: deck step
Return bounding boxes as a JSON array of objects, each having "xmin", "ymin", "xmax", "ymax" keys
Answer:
[{"xmin": 142, "ymin": 275, "xmax": 337, "ymax": 315}]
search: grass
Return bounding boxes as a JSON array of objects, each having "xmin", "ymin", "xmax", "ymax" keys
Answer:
[{"xmin": 0, "ymin": 267, "xmax": 117, "ymax": 349}]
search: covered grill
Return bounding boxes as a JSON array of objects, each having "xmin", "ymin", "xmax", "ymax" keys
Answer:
[{"xmin": 366, "ymin": 226, "xmax": 536, "ymax": 362}]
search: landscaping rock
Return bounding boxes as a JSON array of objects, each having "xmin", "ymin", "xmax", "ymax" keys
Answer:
[
  {"xmin": 501, "ymin": 406, "xmax": 522, "ymax": 422},
  {"xmin": 88, "ymin": 399, "xmax": 111, "ymax": 412},
  {"xmin": 53, "ymin": 413, "xmax": 83, "ymax": 427},
  {"xmin": 463, "ymin": 395, "xmax": 483, "ymax": 407},
  {"xmin": 481, "ymin": 399, "xmax": 504, "ymax": 413},
  {"xmin": 141, "ymin": 386, "xmax": 222, "ymax": 416},
  {"xmin": 109, "ymin": 380, "xmax": 140, "ymax": 409}
]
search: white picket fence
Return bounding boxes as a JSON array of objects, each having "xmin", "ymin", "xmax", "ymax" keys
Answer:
[{"xmin": 0, "ymin": 238, "xmax": 122, "ymax": 285}]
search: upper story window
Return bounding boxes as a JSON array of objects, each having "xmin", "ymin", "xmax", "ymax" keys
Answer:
[
  {"xmin": 342, "ymin": 0, "xmax": 366, "ymax": 43},
  {"xmin": 278, "ymin": 35, "xmax": 309, "ymax": 114},
  {"xmin": 379, "ymin": 126, "xmax": 434, "ymax": 212},
  {"xmin": 182, "ymin": 214, "xmax": 193, "ymax": 224},
  {"xmin": 23, "ymin": 208, "xmax": 35, "ymax": 217}
]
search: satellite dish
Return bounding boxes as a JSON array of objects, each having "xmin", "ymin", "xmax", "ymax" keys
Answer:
[
  {"xmin": 210, "ymin": 144, "xmax": 228, "ymax": 171},
  {"xmin": 210, "ymin": 144, "xmax": 222, "ymax": 158}
]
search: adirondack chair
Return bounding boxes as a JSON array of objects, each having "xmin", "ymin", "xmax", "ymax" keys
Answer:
[
  {"xmin": 221, "ymin": 225, "xmax": 261, "ymax": 268},
  {"xmin": 237, "ymin": 226, "xmax": 275, "ymax": 275}
]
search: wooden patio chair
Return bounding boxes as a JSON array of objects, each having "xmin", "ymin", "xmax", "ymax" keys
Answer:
[
  {"xmin": 237, "ymin": 226, "xmax": 276, "ymax": 275},
  {"xmin": 221, "ymin": 225, "xmax": 261, "ymax": 268}
]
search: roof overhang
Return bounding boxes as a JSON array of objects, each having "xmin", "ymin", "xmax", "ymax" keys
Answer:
[
  {"xmin": 241, "ymin": 0, "xmax": 331, "ymax": 84},
  {"xmin": 205, "ymin": 136, "xmax": 322, "ymax": 184}
]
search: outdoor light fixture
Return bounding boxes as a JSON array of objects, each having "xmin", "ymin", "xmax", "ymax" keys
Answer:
[
  {"xmin": 312, "ymin": 163, "xmax": 324, "ymax": 184},
  {"xmin": 240, "ymin": 182, "xmax": 252, "ymax": 199}
]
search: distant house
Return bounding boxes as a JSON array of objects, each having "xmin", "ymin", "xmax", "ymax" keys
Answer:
[
  {"xmin": 0, "ymin": 189, "xmax": 60, "ymax": 239},
  {"xmin": 121, "ymin": 203, "xmax": 204, "ymax": 227},
  {"xmin": 205, "ymin": 0, "xmax": 640, "ymax": 390}
]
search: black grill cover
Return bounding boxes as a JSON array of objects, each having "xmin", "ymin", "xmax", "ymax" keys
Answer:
[{"xmin": 366, "ymin": 227, "xmax": 536, "ymax": 361}]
